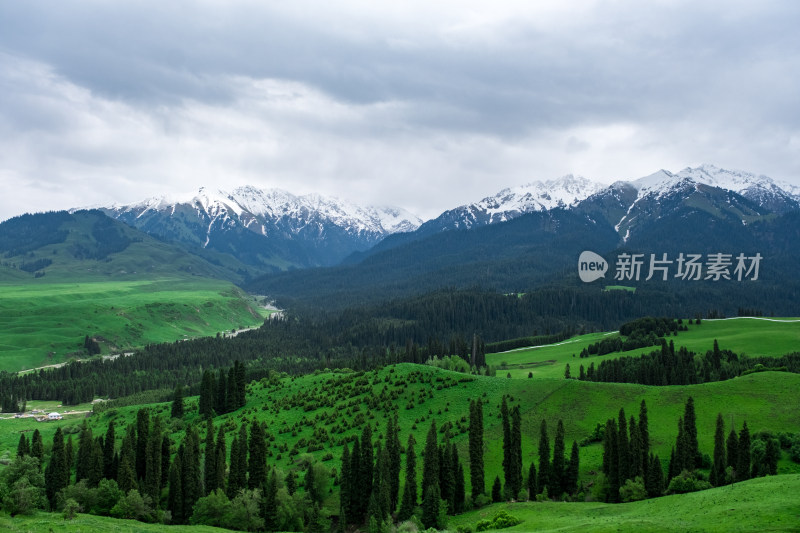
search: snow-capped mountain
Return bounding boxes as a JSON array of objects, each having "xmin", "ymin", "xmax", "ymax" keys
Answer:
[
  {"xmin": 413, "ymin": 174, "xmax": 605, "ymax": 236},
  {"xmin": 101, "ymin": 187, "xmax": 421, "ymax": 270}
]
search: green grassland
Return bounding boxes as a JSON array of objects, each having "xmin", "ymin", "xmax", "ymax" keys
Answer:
[
  {"xmin": 489, "ymin": 317, "xmax": 800, "ymax": 380},
  {"xmin": 0, "ymin": 279, "xmax": 268, "ymax": 372},
  {"xmin": 0, "ymin": 511, "xmax": 228, "ymax": 532},
  {"xmin": 447, "ymin": 474, "xmax": 800, "ymax": 532},
  {"xmin": 4, "ymin": 365, "xmax": 798, "ymax": 515}
]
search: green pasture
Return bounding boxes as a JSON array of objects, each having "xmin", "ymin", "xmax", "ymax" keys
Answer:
[
  {"xmin": 4, "ymin": 365, "xmax": 797, "ymax": 515},
  {"xmin": 0, "ymin": 511, "xmax": 227, "ymax": 532},
  {"xmin": 0, "ymin": 279, "xmax": 268, "ymax": 372},
  {"xmin": 447, "ymin": 474, "xmax": 800, "ymax": 532},
  {"xmin": 488, "ymin": 317, "xmax": 800, "ymax": 380}
]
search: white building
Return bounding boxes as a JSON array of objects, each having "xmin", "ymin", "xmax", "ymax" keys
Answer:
[{"xmin": 47, "ymin": 412, "xmax": 62, "ymax": 420}]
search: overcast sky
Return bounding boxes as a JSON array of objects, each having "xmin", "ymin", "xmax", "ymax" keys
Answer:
[{"xmin": 1, "ymin": 1, "xmax": 799, "ymax": 221}]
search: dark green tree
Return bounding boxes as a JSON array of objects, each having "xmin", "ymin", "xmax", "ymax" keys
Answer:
[
  {"xmin": 214, "ymin": 426, "xmax": 226, "ymax": 493},
  {"xmin": 491, "ymin": 475, "xmax": 502, "ymax": 502},
  {"xmin": 537, "ymin": 419, "xmax": 550, "ymax": 497},
  {"xmin": 44, "ymin": 427, "xmax": 68, "ymax": 508},
  {"xmin": 262, "ymin": 468, "xmax": 279, "ymax": 531},
  {"xmin": 629, "ymin": 416, "xmax": 642, "ymax": 480},
  {"xmin": 135, "ymin": 408, "xmax": 150, "ymax": 482},
  {"xmin": 339, "ymin": 443, "xmax": 352, "ymax": 524},
  {"xmin": 215, "ymin": 370, "xmax": 227, "ymax": 416},
  {"xmin": 65, "ymin": 434, "xmax": 74, "ymax": 480},
  {"xmin": 358, "ymin": 424, "xmax": 374, "ymax": 520},
  {"xmin": 617, "ymin": 409, "xmax": 630, "ymax": 484},
  {"xmin": 604, "ymin": 418, "xmax": 619, "ymax": 502},
  {"xmin": 710, "ymin": 413, "xmax": 726, "ymax": 487},
  {"xmin": 510, "ymin": 406, "xmax": 523, "ymax": 497},
  {"xmin": 31, "ymin": 428, "xmax": 44, "ymax": 463},
  {"xmin": 386, "ymin": 413, "xmax": 402, "ymax": 513},
  {"xmin": 397, "ymin": 434, "xmax": 417, "ymax": 522},
  {"xmin": 248, "ymin": 420, "xmax": 266, "ymax": 490},
  {"xmin": 726, "ymin": 427, "xmax": 739, "ymax": 473},
  {"xmin": 551, "ymin": 419, "xmax": 566, "ymax": 498},
  {"xmin": 565, "ymin": 441, "xmax": 580, "ymax": 495},
  {"xmin": 204, "ymin": 419, "xmax": 217, "ymax": 495},
  {"xmin": 737, "ymin": 422, "xmax": 751, "ymax": 482},
  {"xmin": 103, "ymin": 420, "xmax": 116, "ymax": 481},
  {"xmin": 421, "ymin": 420, "xmax": 440, "ymax": 527},
  {"xmin": 171, "ymin": 385, "xmax": 184, "ymax": 419},
  {"xmin": 145, "ymin": 415, "xmax": 163, "ymax": 504},
  {"xmin": 182, "ymin": 427, "xmax": 203, "ymax": 521},
  {"xmin": 227, "ymin": 423, "xmax": 248, "ymax": 498},
  {"xmin": 468, "ymin": 399, "xmax": 485, "ymax": 498},
  {"xmin": 639, "ymin": 400, "xmax": 650, "ymax": 478},
  {"xmin": 76, "ymin": 421, "xmax": 94, "ymax": 483},
  {"xmin": 527, "ymin": 462, "xmax": 537, "ymax": 500},
  {"xmin": 454, "ymin": 459, "xmax": 465, "ymax": 514},
  {"xmin": 167, "ymin": 453, "xmax": 184, "ymax": 523},
  {"xmin": 683, "ymin": 397, "xmax": 701, "ymax": 468},
  {"xmin": 17, "ymin": 433, "xmax": 30, "ymax": 457},
  {"xmin": 161, "ymin": 434, "xmax": 171, "ymax": 488},
  {"xmin": 500, "ymin": 396, "xmax": 512, "ymax": 498},
  {"xmin": 118, "ymin": 427, "xmax": 137, "ymax": 494},
  {"xmin": 198, "ymin": 370, "xmax": 215, "ymax": 418},
  {"xmin": 645, "ymin": 454, "xmax": 664, "ymax": 497}
]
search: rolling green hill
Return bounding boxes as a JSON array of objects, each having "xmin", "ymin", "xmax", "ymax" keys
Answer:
[
  {"xmin": 446, "ymin": 474, "xmax": 800, "ymax": 532},
  {"xmin": 0, "ymin": 278, "xmax": 268, "ymax": 372},
  {"xmin": 488, "ymin": 317, "xmax": 800, "ymax": 380}
]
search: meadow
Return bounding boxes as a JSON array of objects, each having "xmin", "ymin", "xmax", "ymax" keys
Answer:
[
  {"xmin": 5, "ymin": 364, "xmax": 797, "ymax": 515},
  {"xmin": 446, "ymin": 474, "xmax": 800, "ymax": 532},
  {"xmin": 0, "ymin": 279, "xmax": 268, "ymax": 372},
  {"xmin": 488, "ymin": 317, "xmax": 800, "ymax": 380}
]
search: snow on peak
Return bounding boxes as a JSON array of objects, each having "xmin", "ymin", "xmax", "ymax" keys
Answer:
[
  {"xmin": 630, "ymin": 164, "xmax": 800, "ymax": 202},
  {"xmin": 476, "ymin": 174, "xmax": 606, "ymax": 219}
]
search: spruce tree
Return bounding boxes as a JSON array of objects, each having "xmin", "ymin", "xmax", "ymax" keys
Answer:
[
  {"xmin": 214, "ymin": 426, "xmax": 226, "ymax": 493},
  {"xmin": 358, "ymin": 424, "xmax": 374, "ymax": 520},
  {"xmin": 204, "ymin": 419, "xmax": 217, "ymax": 494},
  {"xmin": 421, "ymin": 420, "xmax": 440, "ymax": 527},
  {"xmin": 76, "ymin": 421, "xmax": 93, "ymax": 483},
  {"xmin": 88, "ymin": 437, "xmax": 104, "ymax": 487},
  {"xmin": 605, "ymin": 418, "xmax": 619, "ymax": 502},
  {"xmin": 710, "ymin": 413, "xmax": 726, "ymax": 486},
  {"xmin": 510, "ymin": 406, "xmax": 523, "ymax": 497},
  {"xmin": 349, "ymin": 438, "xmax": 361, "ymax": 520},
  {"xmin": 617, "ymin": 409, "xmax": 630, "ymax": 484},
  {"xmin": 454, "ymin": 460, "xmax": 465, "ymax": 514},
  {"xmin": 339, "ymin": 444, "xmax": 352, "ymax": 524},
  {"xmin": 103, "ymin": 420, "xmax": 116, "ymax": 480},
  {"xmin": 227, "ymin": 423, "xmax": 248, "ymax": 498},
  {"xmin": 639, "ymin": 400, "xmax": 650, "ymax": 478},
  {"xmin": 726, "ymin": 427, "xmax": 739, "ymax": 473},
  {"xmin": 683, "ymin": 397, "xmax": 700, "ymax": 468},
  {"xmin": 263, "ymin": 469, "xmax": 279, "ymax": 531},
  {"xmin": 135, "ymin": 408, "xmax": 150, "ymax": 482},
  {"xmin": 527, "ymin": 462, "xmax": 537, "ymax": 500},
  {"xmin": 646, "ymin": 454, "xmax": 664, "ymax": 497},
  {"xmin": 398, "ymin": 434, "xmax": 417, "ymax": 522},
  {"xmin": 439, "ymin": 443, "xmax": 455, "ymax": 513},
  {"xmin": 491, "ymin": 475, "xmax": 502, "ymax": 502},
  {"xmin": 468, "ymin": 399, "xmax": 485, "ymax": 497},
  {"xmin": 421, "ymin": 481, "xmax": 441, "ymax": 530},
  {"xmin": 182, "ymin": 427, "xmax": 202, "ymax": 519},
  {"xmin": 171, "ymin": 385, "xmax": 184, "ymax": 418},
  {"xmin": 45, "ymin": 427, "xmax": 68, "ymax": 508},
  {"xmin": 674, "ymin": 416, "xmax": 687, "ymax": 474},
  {"xmin": 145, "ymin": 415, "xmax": 162, "ymax": 503},
  {"xmin": 737, "ymin": 422, "xmax": 751, "ymax": 482},
  {"xmin": 565, "ymin": 441, "xmax": 580, "ymax": 496},
  {"xmin": 199, "ymin": 370, "xmax": 215, "ymax": 418},
  {"xmin": 17, "ymin": 433, "xmax": 30, "ymax": 457},
  {"xmin": 32, "ymin": 428, "xmax": 44, "ymax": 463},
  {"xmin": 118, "ymin": 428, "xmax": 137, "ymax": 493},
  {"xmin": 65, "ymin": 434, "xmax": 74, "ymax": 480},
  {"xmin": 551, "ymin": 419, "xmax": 566, "ymax": 499},
  {"xmin": 500, "ymin": 397, "xmax": 512, "ymax": 498},
  {"xmin": 537, "ymin": 419, "xmax": 550, "ymax": 497},
  {"xmin": 161, "ymin": 435, "xmax": 171, "ymax": 488},
  {"xmin": 248, "ymin": 419, "xmax": 267, "ymax": 489},
  {"xmin": 167, "ymin": 453, "xmax": 184, "ymax": 523},
  {"xmin": 215, "ymin": 369, "xmax": 227, "ymax": 416},
  {"xmin": 386, "ymin": 413, "xmax": 402, "ymax": 513},
  {"xmin": 629, "ymin": 416, "xmax": 642, "ymax": 479}
]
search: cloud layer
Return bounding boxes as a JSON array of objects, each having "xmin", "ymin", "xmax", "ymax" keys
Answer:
[{"xmin": 1, "ymin": 1, "xmax": 799, "ymax": 221}]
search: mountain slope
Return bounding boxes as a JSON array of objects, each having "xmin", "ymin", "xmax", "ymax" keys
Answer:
[
  {"xmin": 0, "ymin": 210, "xmax": 252, "ymax": 283},
  {"xmin": 101, "ymin": 186, "xmax": 422, "ymax": 270}
]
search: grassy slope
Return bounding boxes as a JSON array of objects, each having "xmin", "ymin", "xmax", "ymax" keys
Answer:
[
  {"xmin": 488, "ymin": 317, "xmax": 800, "ymax": 380},
  {"xmin": 0, "ymin": 279, "xmax": 267, "ymax": 372},
  {"xmin": 447, "ymin": 474, "xmax": 800, "ymax": 532},
  {"xmin": 5, "ymin": 366, "xmax": 797, "ymax": 513},
  {"xmin": 0, "ymin": 511, "xmax": 228, "ymax": 532}
]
